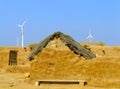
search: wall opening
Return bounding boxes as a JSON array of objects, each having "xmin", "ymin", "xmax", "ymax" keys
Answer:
[{"xmin": 9, "ymin": 50, "xmax": 18, "ymax": 65}]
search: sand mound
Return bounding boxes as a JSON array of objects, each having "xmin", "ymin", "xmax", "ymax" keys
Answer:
[{"xmin": 29, "ymin": 47, "xmax": 120, "ymax": 88}]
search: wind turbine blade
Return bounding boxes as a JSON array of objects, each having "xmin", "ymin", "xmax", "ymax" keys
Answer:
[
  {"xmin": 22, "ymin": 18, "xmax": 28, "ymax": 26},
  {"xmin": 22, "ymin": 21, "xmax": 26, "ymax": 26},
  {"xmin": 87, "ymin": 36, "xmax": 89, "ymax": 39},
  {"xmin": 17, "ymin": 24, "xmax": 22, "ymax": 27}
]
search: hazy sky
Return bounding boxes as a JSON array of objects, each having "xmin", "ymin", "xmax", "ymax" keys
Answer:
[{"xmin": 0, "ymin": 0, "xmax": 120, "ymax": 46}]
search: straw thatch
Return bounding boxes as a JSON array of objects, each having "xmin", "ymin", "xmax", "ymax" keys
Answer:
[{"xmin": 28, "ymin": 32, "xmax": 96, "ymax": 60}]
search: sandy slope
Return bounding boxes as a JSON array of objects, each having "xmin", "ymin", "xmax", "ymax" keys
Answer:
[
  {"xmin": 0, "ymin": 71, "xmax": 119, "ymax": 89},
  {"xmin": 0, "ymin": 45, "xmax": 120, "ymax": 89}
]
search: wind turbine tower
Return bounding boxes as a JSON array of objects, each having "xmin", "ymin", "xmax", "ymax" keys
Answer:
[
  {"xmin": 87, "ymin": 30, "xmax": 93, "ymax": 42},
  {"xmin": 16, "ymin": 38, "xmax": 19, "ymax": 47},
  {"xmin": 17, "ymin": 20, "xmax": 27, "ymax": 47}
]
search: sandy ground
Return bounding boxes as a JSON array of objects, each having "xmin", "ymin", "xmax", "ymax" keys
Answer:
[{"xmin": 0, "ymin": 70, "xmax": 119, "ymax": 89}]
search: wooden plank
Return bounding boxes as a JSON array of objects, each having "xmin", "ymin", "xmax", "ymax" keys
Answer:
[
  {"xmin": 35, "ymin": 79, "xmax": 87, "ymax": 86},
  {"xmin": 37, "ymin": 79, "xmax": 86, "ymax": 82}
]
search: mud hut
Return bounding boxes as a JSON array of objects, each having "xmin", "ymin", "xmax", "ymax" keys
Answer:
[
  {"xmin": 28, "ymin": 32, "xmax": 96, "ymax": 60},
  {"xmin": 0, "ymin": 47, "xmax": 30, "ymax": 73},
  {"xmin": 28, "ymin": 32, "xmax": 96, "ymax": 83}
]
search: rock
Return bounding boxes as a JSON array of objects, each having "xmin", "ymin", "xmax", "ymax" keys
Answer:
[{"xmin": 17, "ymin": 73, "xmax": 30, "ymax": 79}]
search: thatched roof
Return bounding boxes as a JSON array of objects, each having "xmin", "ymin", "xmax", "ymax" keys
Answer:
[{"xmin": 28, "ymin": 32, "xmax": 96, "ymax": 60}]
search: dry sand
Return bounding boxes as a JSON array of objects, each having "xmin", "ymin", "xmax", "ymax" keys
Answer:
[
  {"xmin": 0, "ymin": 69, "xmax": 119, "ymax": 89},
  {"xmin": 0, "ymin": 45, "xmax": 120, "ymax": 89}
]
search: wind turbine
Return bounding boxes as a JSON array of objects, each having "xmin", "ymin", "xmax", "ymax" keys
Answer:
[
  {"xmin": 87, "ymin": 30, "xmax": 93, "ymax": 42},
  {"xmin": 16, "ymin": 38, "xmax": 19, "ymax": 47},
  {"xmin": 17, "ymin": 19, "xmax": 27, "ymax": 47}
]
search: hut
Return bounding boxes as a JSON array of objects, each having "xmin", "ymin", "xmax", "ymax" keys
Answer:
[
  {"xmin": 0, "ymin": 47, "xmax": 30, "ymax": 73},
  {"xmin": 28, "ymin": 32, "xmax": 96, "ymax": 83},
  {"xmin": 28, "ymin": 32, "xmax": 96, "ymax": 60}
]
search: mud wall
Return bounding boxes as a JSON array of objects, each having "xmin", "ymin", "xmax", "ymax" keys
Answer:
[
  {"xmin": 29, "ymin": 46, "xmax": 120, "ymax": 88},
  {"xmin": 0, "ymin": 47, "xmax": 31, "ymax": 68}
]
